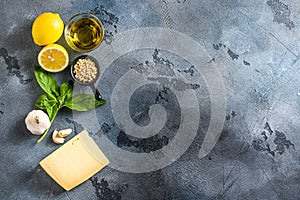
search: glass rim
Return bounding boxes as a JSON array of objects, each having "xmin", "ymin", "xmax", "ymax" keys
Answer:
[{"xmin": 65, "ymin": 12, "xmax": 104, "ymax": 29}]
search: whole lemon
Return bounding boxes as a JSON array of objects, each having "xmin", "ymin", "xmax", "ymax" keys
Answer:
[{"xmin": 32, "ymin": 12, "xmax": 64, "ymax": 46}]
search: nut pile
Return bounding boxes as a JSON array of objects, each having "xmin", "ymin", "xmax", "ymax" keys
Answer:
[{"xmin": 73, "ymin": 58, "xmax": 98, "ymax": 83}]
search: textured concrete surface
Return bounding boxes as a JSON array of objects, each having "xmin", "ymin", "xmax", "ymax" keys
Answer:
[{"xmin": 1, "ymin": 0, "xmax": 300, "ymax": 199}]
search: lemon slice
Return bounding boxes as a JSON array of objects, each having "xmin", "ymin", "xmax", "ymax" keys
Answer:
[{"xmin": 38, "ymin": 44, "xmax": 69, "ymax": 72}]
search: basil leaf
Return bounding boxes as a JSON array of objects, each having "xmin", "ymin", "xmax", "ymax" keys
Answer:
[
  {"xmin": 59, "ymin": 80, "xmax": 73, "ymax": 97},
  {"xmin": 35, "ymin": 93, "xmax": 57, "ymax": 110},
  {"xmin": 47, "ymin": 104, "xmax": 60, "ymax": 121},
  {"xmin": 34, "ymin": 66, "xmax": 59, "ymax": 97},
  {"xmin": 58, "ymin": 80, "xmax": 73, "ymax": 105},
  {"xmin": 64, "ymin": 94, "xmax": 107, "ymax": 111}
]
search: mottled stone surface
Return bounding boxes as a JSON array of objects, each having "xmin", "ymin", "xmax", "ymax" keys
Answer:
[{"xmin": 1, "ymin": 0, "xmax": 300, "ymax": 199}]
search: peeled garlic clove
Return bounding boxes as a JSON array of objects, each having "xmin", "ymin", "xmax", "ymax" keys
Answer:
[
  {"xmin": 58, "ymin": 128, "xmax": 72, "ymax": 137},
  {"xmin": 52, "ymin": 129, "xmax": 65, "ymax": 144},
  {"xmin": 53, "ymin": 137, "xmax": 65, "ymax": 144}
]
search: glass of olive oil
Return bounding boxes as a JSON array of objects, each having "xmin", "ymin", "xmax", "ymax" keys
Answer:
[{"xmin": 64, "ymin": 13, "xmax": 104, "ymax": 52}]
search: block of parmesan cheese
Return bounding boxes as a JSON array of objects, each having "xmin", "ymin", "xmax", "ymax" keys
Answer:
[{"xmin": 40, "ymin": 130, "xmax": 109, "ymax": 191}]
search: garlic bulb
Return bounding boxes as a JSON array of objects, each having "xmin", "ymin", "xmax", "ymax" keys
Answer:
[{"xmin": 25, "ymin": 110, "xmax": 51, "ymax": 135}]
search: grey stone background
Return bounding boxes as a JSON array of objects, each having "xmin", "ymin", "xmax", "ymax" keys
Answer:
[{"xmin": 0, "ymin": 0, "xmax": 300, "ymax": 199}]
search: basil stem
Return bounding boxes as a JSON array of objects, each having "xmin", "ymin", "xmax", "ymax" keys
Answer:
[{"xmin": 37, "ymin": 109, "xmax": 59, "ymax": 143}]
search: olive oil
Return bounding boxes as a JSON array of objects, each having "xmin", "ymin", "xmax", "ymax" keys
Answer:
[{"xmin": 65, "ymin": 14, "xmax": 104, "ymax": 52}]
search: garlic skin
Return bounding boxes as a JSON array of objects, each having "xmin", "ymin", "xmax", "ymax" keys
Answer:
[{"xmin": 25, "ymin": 110, "xmax": 51, "ymax": 135}]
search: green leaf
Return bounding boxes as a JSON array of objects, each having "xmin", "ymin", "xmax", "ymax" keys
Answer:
[
  {"xmin": 64, "ymin": 94, "xmax": 107, "ymax": 111},
  {"xmin": 34, "ymin": 66, "xmax": 59, "ymax": 97},
  {"xmin": 35, "ymin": 93, "xmax": 60, "ymax": 121},
  {"xmin": 35, "ymin": 93, "xmax": 57, "ymax": 110},
  {"xmin": 59, "ymin": 81, "xmax": 73, "ymax": 97},
  {"xmin": 47, "ymin": 104, "xmax": 60, "ymax": 121},
  {"xmin": 58, "ymin": 80, "xmax": 73, "ymax": 105}
]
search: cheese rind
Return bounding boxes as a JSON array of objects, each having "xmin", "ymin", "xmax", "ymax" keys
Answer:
[{"xmin": 40, "ymin": 130, "xmax": 109, "ymax": 191}]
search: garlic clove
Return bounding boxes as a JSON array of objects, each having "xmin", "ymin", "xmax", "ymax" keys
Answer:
[
  {"xmin": 53, "ymin": 137, "xmax": 65, "ymax": 144},
  {"xmin": 58, "ymin": 128, "xmax": 72, "ymax": 138},
  {"xmin": 52, "ymin": 129, "xmax": 65, "ymax": 144}
]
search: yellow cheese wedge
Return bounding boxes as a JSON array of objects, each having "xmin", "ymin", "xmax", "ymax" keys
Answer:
[{"xmin": 40, "ymin": 130, "xmax": 110, "ymax": 191}]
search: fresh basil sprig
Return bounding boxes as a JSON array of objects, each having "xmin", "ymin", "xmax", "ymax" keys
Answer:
[{"xmin": 34, "ymin": 66, "xmax": 107, "ymax": 143}]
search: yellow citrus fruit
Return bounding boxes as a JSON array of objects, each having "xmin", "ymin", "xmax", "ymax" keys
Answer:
[
  {"xmin": 38, "ymin": 44, "xmax": 69, "ymax": 72},
  {"xmin": 32, "ymin": 12, "xmax": 64, "ymax": 46}
]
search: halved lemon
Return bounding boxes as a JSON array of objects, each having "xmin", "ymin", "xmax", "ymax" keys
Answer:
[{"xmin": 38, "ymin": 44, "xmax": 69, "ymax": 72}]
